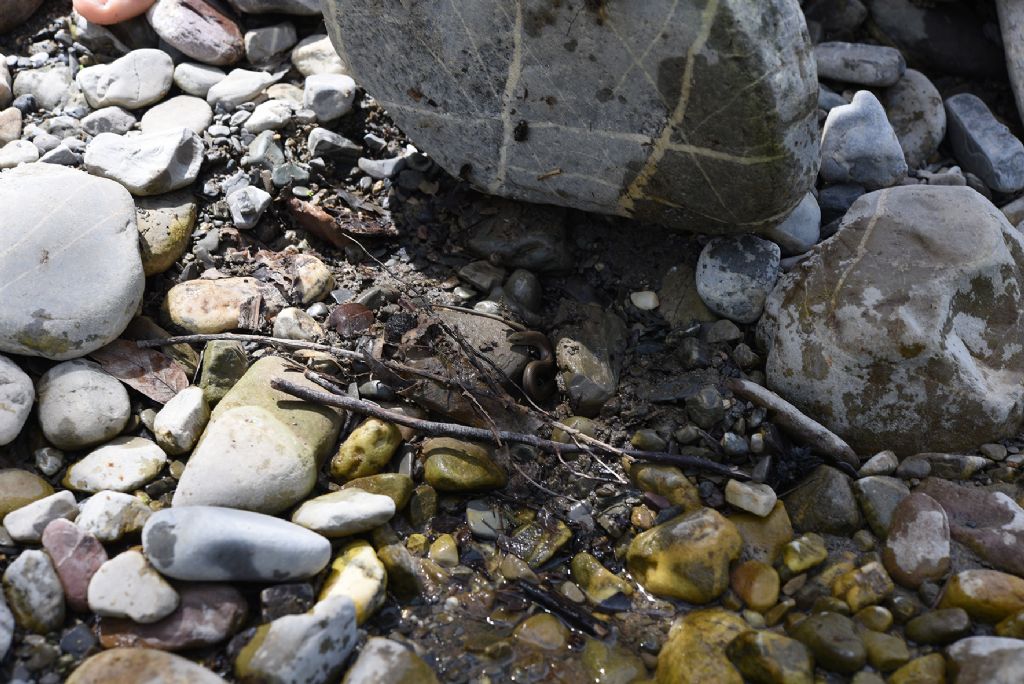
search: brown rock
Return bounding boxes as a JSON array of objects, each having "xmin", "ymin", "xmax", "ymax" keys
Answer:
[
  {"xmin": 940, "ymin": 570, "xmax": 1024, "ymax": 622},
  {"xmin": 728, "ymin": 501, "xmax": 794, "ymax": 564},
  {"xmin": 66, "ymin": 648, "xmax": 227, "ymax": 684},
  {"xmin": 917, "ymin": 477, "xmax": 1024, "ymax": 577},
  {"xmin": 882, "ymin": 492, "xmax": 950, "ymax": 588},
  {"xmin": 98, "ymin": 583, "xmax": 247, "ymax": 651},
  {"xmin": 40, "ymin": 518, "xmax": 108, "ymax": 613}
]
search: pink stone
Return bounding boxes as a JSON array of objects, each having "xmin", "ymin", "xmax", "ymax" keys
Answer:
[
  {"xmin": 41, "ymin": 518, "xmax": 108, "ymax": 613},
  {"xmin": 72, "ymin": 0, "xmax": 155, "ymax": 25},
  {"xmin": 98, "ymin": 583, "xmax": 248, "ymax": 651}
]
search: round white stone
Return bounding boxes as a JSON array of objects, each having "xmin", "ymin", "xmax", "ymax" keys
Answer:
[
  {"xmin": 37, "ymin": 360, "xmax": 131, "ymax": 450},
  {"xmin": 0, "ymin": 355, "xmax": 33, "ymax": 445},
  {"xmin": 153, "ymin": 386, "xmax": 210, "ymax": 456},
  {"xmin": 87, "ymin": 549, "xmax": 179, "ymax": 623},
  {"xmin": 3, "ymin": 491, "xmax": 78, "ymax": 543}
]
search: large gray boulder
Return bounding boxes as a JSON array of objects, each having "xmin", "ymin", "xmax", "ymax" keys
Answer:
[
  {"xmin": 759, "ymin": 186, "xmax": 1024, "ymax": 456},
  {"xmin": 0, "ymin": 165, "xmax": 144, "ymax": 360},
  {"xmin": 323, "ymin": 0, "xmax": 818, "ymax": 234}
]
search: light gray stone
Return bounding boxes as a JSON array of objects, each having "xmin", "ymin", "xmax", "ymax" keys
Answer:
[
  {"xmin": 553, "ymin": 302, "xmax": 628, "ymax": 417},
  {"xmin": 764, "ymin": 192, "xmax": 820, "ymax": 255},
  {"xmin": 0, "ymin": 355, "xmax": 33, "ymax": 445},
  {"xmin": 2, "ymin": 491, "xmax": 78, "ymax": 544},
  {"xmin": 171, "ymin": 356, "xmax": 342, "ymax": 514},
  {"xmin": 814, "ymin": 42, "xmax": 905, "ymax": 87},
  {"xmin": 142, "ymin": 506, "xmax": 332, "ymax": 581},
  {"xmin": 85, "ymin": 128, "xmax": 204, "ymax": 196},
  {"xmin": 0, "ymin": 166, "xmax": 144, "ymax": 360},
  {"xmin": 0, "ymin": 139, "xmax": 38, "ymax": 168},
  {"xmin": 12, "ymin": 65, "xmax": 74, "ymax": 110},
  {"xmin": 291, "ymin": 489, "xmax": 396, "ymax": 537},
  {"xmin": 63, "ymin": 437, "xmax": 167, "ymax": 494},
  {"xmin": 998, "ymin": 0, "xmax": 1024, "ymax": 130},
  {"xmin": 234, "ymin": 596, "xmax": 357, "ymax": 684},
  {"xmin": 76, "ymin": 49, "xmax": 174, "ymax": 110},
  {"xmin": 244, "ymin": 23, "xmax": 298, "ymax": 64},
  {"xmin": 226, "ymin": 185, "xmax": 272, "ymax": 229},
  {"xmin": 38, "ymin": 360, "xmax": 131, "ymax": 450},
  {"xmin": 760, "ymin": 185, "xmax": 1024, "ymax": 456},
  {"xmin": 945, "ymin": 93, "xmax": 1024, "ymax": 195},
  {"xmin": 141, "ymin": 95, "xmax": 213, "ymax": 135},
  {"xmin": 291, "ymin": 34, "xmax": 346, "ymax": 76},
  {"xmin": 0, "ymin": 106, "xmax": 22, "ymax": 145},
  {"xmin": 244, "ymin": 99, "xmax": 293, "ymax": 133},
  {"xmin": 206, "ymin": 68, "xmax": 275, "ymax": 107},
  {"xmin": 75, "ymin": 491, "xmax": 152, "ymax": 542},
  {"xmin": 153, "ymin": 386, "xmax": 210, "ymax": 455},
  {"xmin": 696, "ymin": 235, "xmax": 780, "ymax": 324},
  {"xmin": 271, "ymin": 307, "xmax": 322, "ymax": 341},
  {"xmin": 88, "ymin": 550, "xmax": 179, "ymax": 624},
  {"xmin": 173, "ymin": 62, "xmax": 227, "ymax": 98},
  {"xmin": 0, "ymin": 61, "xmax": 11, "ymax": 109},
  {"xmin": 882, "ymin": 69, "xmax": 946, "ymax": 170},
  {"xmin": 946, "ymin": 637, "xmax": 1024, "ymax": 684},
  {"xmin": 0, "ymin": 592, "xmax": 12, "ymax": 661},
  {"xmin": 81, "ymin": 106, "xmax": 137, "ymax": 136},
  {"xmin": 820, "ymin": 90, "xmax": 907, "ymax": 190},
  {"xmin": 307, "ymin": 127, "xmax": 359, "ymax": 157},
  {"xmin": 303, "ymin": 73, "xmax": 356, "ymax": 122},
  {"xmin": 2, "ymin": 550, "xmax": 64, "ymax": 634},
  {"xmin": 321, "ymin": 0, "xmax": 819, "ymax": 235}
]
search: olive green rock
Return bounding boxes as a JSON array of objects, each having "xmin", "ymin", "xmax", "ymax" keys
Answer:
[
  {"xmin": 790, "ymin": 612, "xmax": 866, "ymax": 674},
  {"xmin": 905, "ymin": 608, "xmax": 971, "ymax": 644},
  {"xmin": 422, "ymin": 438, "xmax": 507, "ymax": 492},
  {"xmin": 862, "ymin": 630, "xmax": 909, "ymax": 672},
  {"xmin": 939, "ymin": 569, "xmax": 1024, "ymax": 622},
  {"xmin": 627, "ymin": 507, "xmax": 741, "ymax": 603},
  {"xmin": 888, "ymin": 653, "xmax": 946, "ymax": 684},
  {"xmin": 136, "ymin": 191, "xmax": 196, "ymax": 276},
  {"xmin": 342, "ymin": 637, "xmax": 439, "ymax": 684},
  {"xmin": 656, "ymin": 609, "xmax": 746, "ymax": 684},
  {"xmin": 330, "ymin": 418, "xmax": 403, "ymax": 481},
  {"xmin": 197, "ymin": 340, "xmax": 248, "ymax": 405},
  {"xmin": 581, "ymin": 638, "xmax": 647, "ymax": 684},
  {"xmin": 729, "ymin": 501, "xmax": 794, "ymax": 564},
  {"xmin": 343, "ymin": 473, "xmax": 415, "ymax": 510},
  {"xmin": 172, "ymin": 356, "xmax": 343, "ymax": 513},
  {"xmin": 571, "ymin": 552, "xmax": 633, "ymax": 604},
  {"xmin": 0, "ymin": 469, "xmax": 54, "ymax": 518},
  {"xmin": 783, "ymin": 465, "xmax": 862, "ymax": 534},
  {"xmin": 725, "ymin": 630, "xmax": 814, "ymax": 684}
]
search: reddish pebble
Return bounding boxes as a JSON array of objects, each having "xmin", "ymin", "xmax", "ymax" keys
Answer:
[
  {"xmin": 41, "ymin": 518, "xmax": 108, "ymax": 613},
  {"xmin": 328, "ymin": 302, "xmax": 374, "ymax": 337},
  {"xmin": 98, "ymin": 583, "xmax": 248, "ymax": 651},
  {"xmin": 73, "ymin": 0, "xmax": 155, "ymax": 25}
]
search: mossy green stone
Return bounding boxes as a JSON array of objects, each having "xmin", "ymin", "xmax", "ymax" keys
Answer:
[
  {"xmin": 725, "ymin": 630, "xmax": 813, "ymax": 684},
  {"xmin": 330, "ymin": 418, "xmax": 403, "ymax": 481},
  {"xmin": 343, "ymin": 473, "xmax": 414, "ymax": 510},
  {"xmin": 198, "ymin": 340, "xmax": 248, "ymax": 405},
  {"xmin": 0, "ymin": 469, "xmax": 53, "ymax": 517},
  {"xmin": 136, "ymin": 192, "xmax": 196, "ymax": 276},
  {"xmin": 790, "ymin": 612, "xmax": 866, "ymax": 674},
  {"xmin": 422, "ymin": 438, "xmax": 507, "ymax": 492}
]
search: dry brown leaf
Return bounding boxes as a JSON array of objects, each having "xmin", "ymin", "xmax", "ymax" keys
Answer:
[{"xmin": 90, "ymin": 340, "xmax": 190, "ymax": 404}]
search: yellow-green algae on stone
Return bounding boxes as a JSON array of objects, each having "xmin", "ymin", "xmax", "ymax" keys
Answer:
[{"xmin": 627, "ymin": 507, "xmax": 741, "ymax": 603}]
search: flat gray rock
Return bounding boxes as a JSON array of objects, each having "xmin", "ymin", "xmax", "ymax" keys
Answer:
[
  {"xmin": 760, "ymin": 185, "xmax": 1024, "ymax": 455},
  {"xmin": 0, "ymin": 165, "xmax": 144, "ymax": 360},
  {"xmin": 142, "ymin": 506, "xmax": 331, "ymax": 582},
  {"xmin": 945, "ymin": 93, "xmax": 1024, "ymax": 194},
  {"xmin": 85, "ymin": 128, "xmax": 204, "ymax": 196},
  {"xmin": 322, "ymin": 0, "xmax": 819, "ymax": 235},
  {"xmin": 76, "ymin": 49, "xmax": 173, "ymax": 110},
  {"xmin": 814, "ymin": 41, "xmax": 905, "ymax": 87}
]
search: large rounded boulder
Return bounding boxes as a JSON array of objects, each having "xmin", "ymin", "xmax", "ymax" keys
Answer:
[
  {"xmin": 759, "ymin": 185, "xmax": 1024, "ymax": 456},
  {"xmin": 0, "ymin": 165, "xmax": 144, "ymax": 360},
  {"xmin": 322, "ymin": 0, "xmax": 818, "ymax": 234}
]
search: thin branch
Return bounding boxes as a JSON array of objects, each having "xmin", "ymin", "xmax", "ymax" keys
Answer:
[
  {"xmin": 727, "ymin": 377, "xmax": 860, "ymax": 470},
  {"xmin": 137, "ymin": 333, "xmax": 363, "ymax": 361},
  {"xmin": 271, "ymin": 377, "xmax": 749, "ymax": 480}
]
